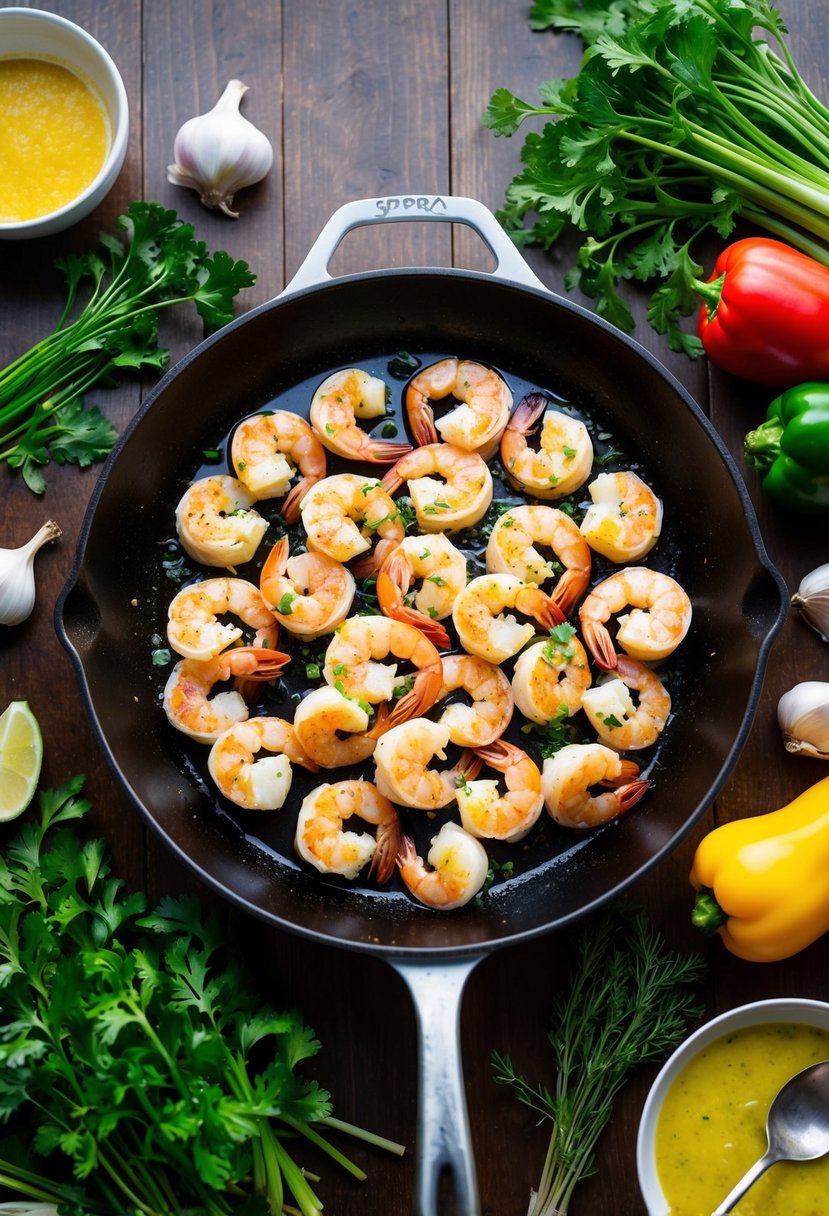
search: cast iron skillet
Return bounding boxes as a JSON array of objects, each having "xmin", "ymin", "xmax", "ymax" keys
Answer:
[{"xmin": 56, "ymin": 197, "xmax": 788, "ymax": 1215}]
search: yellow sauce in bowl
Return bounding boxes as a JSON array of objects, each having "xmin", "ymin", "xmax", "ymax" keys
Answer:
[
  {"xmin": 655, "ymin": 1022, "xmax": 829, "ymax": 1216},
  {"xmin": 0, "ymin": 57, "xmax": 109, "ymax": 222}
]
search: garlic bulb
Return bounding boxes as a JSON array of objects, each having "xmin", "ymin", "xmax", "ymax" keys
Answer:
[
  {"xmin": 791, "ymin": 562, "xmax": 829, "ymax": 641},
  {"xmin": 167, "ymin": 79, "xmax": 273, "ymax": 219},
  {"xmin": 0, "ymin": 520, "xmax": 61, "ymax": 627},
  {"xmin": 778, "ymin": 681, "xmax": 829, "ymax": 759}
]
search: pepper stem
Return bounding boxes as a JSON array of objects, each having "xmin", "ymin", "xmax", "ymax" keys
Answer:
[
  {"xmin": 744, "ymin": 419, "xmax": 785, "ymax": 471},
  {"xmin": 692, "ymin": 271, "xmax": 726, "ymax": 319},
  {"xmin": 691, "ymin": 888, "xmax": 729, "ymax": 935}
]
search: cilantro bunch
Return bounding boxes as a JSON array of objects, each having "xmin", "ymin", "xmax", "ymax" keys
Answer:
[
  {"xmin": 0, "ymin": 202, "xmax": 255, "ymax": 493},
  {"xmin": 484, "ymin": 0, "xmax": 829, "ymax": 355},
  {"xmin": 0, "ymin": 777, "xmax": 401, "ymax": 1216}
]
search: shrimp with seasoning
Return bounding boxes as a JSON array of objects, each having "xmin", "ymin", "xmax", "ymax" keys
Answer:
[
  {"xmin": 541, "ymin": 742, "xmax": 650, "ymax": 830},
  {"xmin": 405, "ymin": 357, "xmax": 512, "ymax": 459},
  {"xmin": 373, "ymin": 717, "xmax": 482, "ymax": 811},
  {"xmin": 511, "ymin": 628, "xmax": 592, "ymax": 726},
  {"xmin": 457, "ymin": 739, "xmax": 544, "ymax": 843},
  {"xmin": 260, "ymin": 535, "xmax": 355, "ymax": 639},
  {"xmin": 381, "ymin": 442, "xmax": 493, "ymax": 534},
  {"xmin": 376, "ymin": 533, "xmax": 467, "ymax": 649},
  {"xmin": 322, "ymin": 614, "xmax": 442, "ymax": 728},
  {"xmin": 579, "ymin": 470, "xmax": 663, "ymax": 563},
  {"xmin": 163, "ymin": 646, "xmax": 289, "ymax": 743},
  {"xmin": 230, "ymin": 410, "xmax": 327, "ymax": 523},
  {"xmin": 292, "ymin": 685, "xmax": 381, "ymax": 769},
  {"xmin": 175, "ymin": 474, "xmax": 268, "ymax": 568},
  {"xmin": 500, "ymin": 393, "xmax": 593, "ymax": 501},
  {"xmin": 300, "ymin": 472, "xmax": 404, "ymax": 576},
  {"xmin": 579, "ymin": 566, "xmax": 692, "ymax": 671},
  {"xmin": 486, "ymin": 503, "xmax": 592, "ymax": 614},
  {"xmin": 207, "ymin": 716, "xmax": 318, "ymax": 811},
  {"xmin": 452, "ymin": 572, "xmax": 563, "ymax": 664},
  {"xmin": 434, "ymin": 653, "xmax": 514, "ymax": 747},
  {"xmin": 581, "ymin": 654, "xmax": 671, "ymax": 751},
  {"xmin": 295, "ymin": 780, "xmax": 401, "ymax": 882},
  {"xmin": 167, "ymin": 577, "xmax": 278, "ymax": 661},
  {"xmin": 309, "ymin": 368, "xmax": 412, "ymax": 463},
  {"xmin": 397, "ymin": 821, "xmax": 489, "ymax": 910}
]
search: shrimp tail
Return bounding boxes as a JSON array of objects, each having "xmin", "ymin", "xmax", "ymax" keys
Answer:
[
  {"xmin": 396, "ymin": 832, "xmax": 419, "ymax": 873},
  {"xmin": 280, "ymin": 477, "xmax": 318, "ymax": 524},
  {"xmin": 349, "ymin": 551, "xmax": 382, "ymax": 580},
  {"xmin": 385, "ymin": 667, "xmax": 443, "ymax": 730},
  {"xmin": 456, "ymin": 748, "xmax": 485, "ymax": 784},
  {"xmin": 363, "ymin": 438, "xmax": 414, "ymax": 464},
  {"xmin": 260, "ymin": 535, "xmax": 290, "ymax": 591},
  {"xmin": 472, "ymin": 738, "xmax": 519, "ymax": 773},
  {"xmin": 552, "ymin": 569, "xmax": 590, "ymax": 617},
  {"xmin": 515, "ymin": 586, "xmax": 566, "ymax": 631},
  {"xmin": 405, "ymin": 391, "xmax": 440, "ymax": 448},
  {"xmin": 615, "ymin": 779, "xmax": 650, "ymax": 816},
  {"xmin": 368, "ymin": 812, "xmax": 403, "ymax": 884},
  {"xmin": 505, "ymin": 391, "xmax": 547, "ymax": 439},
  {"xmin": 581, "ymin": 619, "xmax": 618, "ymax": 671},
  {"xmin": 376, "ymin": 570, "xmax": 451, "ymax": 648}
]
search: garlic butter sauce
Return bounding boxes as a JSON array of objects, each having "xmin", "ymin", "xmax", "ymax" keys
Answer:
[
  {"xmin": 0, "ymin": 57, "xmax": 109, "ymax": 222},
  {"xmin": 655, "ymin": 1022, "xmax": 829, "ymax": 1215}
]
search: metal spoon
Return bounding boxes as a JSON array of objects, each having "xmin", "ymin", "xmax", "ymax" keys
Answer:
[{"xmin": 711, "ymin": 1059, "xmax": 829, "ymax": 1215}]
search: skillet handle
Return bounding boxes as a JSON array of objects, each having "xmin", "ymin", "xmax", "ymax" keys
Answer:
[
  {"xmin": 281, "ymin": 194, "xmax": 547, "ymax": 295},
  {"xmin": 390, "ymin": 954, "xmax": 485, "ymax": 1216}
]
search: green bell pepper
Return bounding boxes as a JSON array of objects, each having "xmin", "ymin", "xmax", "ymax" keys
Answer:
[{"xmin": 744, "ymin": 382, "xmax": 829, "ymax": 512}]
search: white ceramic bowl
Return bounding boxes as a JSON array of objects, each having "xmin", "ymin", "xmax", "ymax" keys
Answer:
[
  {"xmin": 636, "ymin": 997, "xmax": 829, "ymax": 1216},
  {"xmin": 0, "ymin": 8, "xmax": 129, "ymax": 239}
]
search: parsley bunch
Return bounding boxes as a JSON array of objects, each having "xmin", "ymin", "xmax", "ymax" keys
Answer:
[
  {"xmin": 484, "ymin": 0, "xmax": 829, "ymax": 355},
  {"xmin": 0, "ymin": 201, "xmax": 255, "ymax": 493},
  {"xmin": 0, "ymin": 777, "xmax": 401, "ymax": 1216},
  {"xmin": 493, "ymin": 907, "xmax": 705, "ymax": 1215}
]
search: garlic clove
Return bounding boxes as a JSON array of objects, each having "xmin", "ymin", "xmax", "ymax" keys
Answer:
[
  {"xmin": 167, "ymin": 79, "xmax": 273, "ymax": 219},
  {"xmin": 0, "ymin": 520, "xmax": 61, "ymax": 627},
  {"xmin": 777, "ymin": 681, "xmax": 829, "ymax": 759},
  {"xmin": 791, "ymin": 562, "xmax": 829, "ymax": 642}
]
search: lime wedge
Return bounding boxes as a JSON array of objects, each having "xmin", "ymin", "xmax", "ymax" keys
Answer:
[{"xmin": 0, "ymin": 700, "xmax": 43, "ymax": 821}]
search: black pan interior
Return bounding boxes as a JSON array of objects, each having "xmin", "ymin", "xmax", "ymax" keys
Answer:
[{"xmin": 58, "ymin": 268, "xmax": 787, "ymax": 956}]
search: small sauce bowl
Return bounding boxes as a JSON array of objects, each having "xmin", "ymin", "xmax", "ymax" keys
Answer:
[
  {"xmin": 636, "ymin": 997, "xmax": 829, "ymax": 1216},
  {"xmin": 0, "ymin": 7, "xmax": 128, "ymax": 240}
]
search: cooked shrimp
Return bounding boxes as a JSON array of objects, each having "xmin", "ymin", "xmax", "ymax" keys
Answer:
[
  {"xmin": 405, "ymin": 357, "xmax": 512, "ymax": 460},
  {"xmin": 300, "ymin": 472, "xmax": 405, "ymax": 576},
  {"xmin": 511, "ymin": 629, "xmax": 591, "ymax": 725},
  {"xmin": 434, "ymin": 653, "xmax": 514, "ymax": 747},
  {"xmin": 309, "ymin": 368, "xmax": 412, "ymax": 463},
  {"xmin": 579, "ymin": 566, "xmax": 692, "ymax": 670},
  {"xmin": 167, "ymin": 577, "xmax": 278, "ymax": 661},
  {"xmin": 457, "ymin": 739, "xmax": 543, "ymax": 843},
  {"xmin": 486, "ymin": 503, "xmax": 592, "ymax": 614},
  {"xmin": 397, "ymin": 822, "xmax": 489, "ymax": 910},
  {"xmin": 295, "ymin": 780, "xmax": 401, "ymax": 882},
  {"xmin": 381, "ymin": 442, "xmax": 493, "ymax": 534},
  {"xmin": 500, "ymin": 393, "xmax": 593, "ymax": 501},
  {"xmin": 452, "ymin": 573, "xmax": 564, "ymax": 664},
  {"xmin": 579, "ymin": 470, "xmax": 663, "ymax": 563},
  {"xmin": 322, "ymin": 614, "xmax": 442, "ymax": 727},
  {"xmin": 292, "ymin": 685, "xmax": 380, "ymax": 769},
  {"xmin": 175, "ymin": 474, "xmax": 268, "ymax": 568},
  {"xmin": 163, "ymin": 646, "xmax": 289, "ymax": 743},
  {"xmin": 373, "ymin": 717, "xmax": 482, "ymax": 811},
  {"xmin": 230, "ymin": 410, "xmax": 327, "ymax": 523},
  {"xmin": 376, "ymin": 533, "xmax": 468, "ymax": 648},
  {"xmin": 541, "ymin": 742, "xmax": 649, "ymax": 830},
  {"xmin": 207, "ymin": 716, "xmax": 318, "ymax": 811},
  {"xmin": 259, "ymin": 535, "xmax": 355, "ymax": 639},
  {"xmin": 581, "ymin": 654, "xmax": 671, "ymax": 751}
]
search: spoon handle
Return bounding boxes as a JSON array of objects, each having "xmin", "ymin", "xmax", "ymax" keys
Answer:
[{"xmin": 710, "ymin": 1152, "xmax": 778, "ymax": 1216}]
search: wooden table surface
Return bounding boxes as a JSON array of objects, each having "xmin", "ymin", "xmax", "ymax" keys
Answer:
[{"xmin": 3, "ymin": 3, "xmax": 829, "ymax": 1214}]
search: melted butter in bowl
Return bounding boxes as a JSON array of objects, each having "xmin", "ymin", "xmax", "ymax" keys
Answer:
[{"xmin": 0, "ymin": 57, "xmax": 109, "ymax": 223}]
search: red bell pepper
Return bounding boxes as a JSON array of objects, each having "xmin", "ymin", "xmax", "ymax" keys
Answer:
[{"xmin": 696, "ymin": 238, "xmax": 829, "ymax": 388}]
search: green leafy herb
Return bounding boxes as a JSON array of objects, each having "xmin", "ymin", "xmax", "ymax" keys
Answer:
[
  {"xmin": 276, "ymin": 591, "xmax": 296, "ymax": 615},
  {"xmin": 484, "ymin": 0, "xmax": 829, "ymax": 356},
  {"xmin": 387, "ymin": 351, "xmax": 421, "ymax": 379},
  {"xmin": 381, "ymin": 420, "xmax": 399, "ymax": 438},
  {"xmin": 0, "ymin": 201, "xmax": 255, "ymax": 493},
  {"xmin": 0, "ymin": 778, "xmax": 403, "ymax": 1215},
  {"xmin": 492, "ymin": 907, "xmax": 705, "ymax": 1215}
]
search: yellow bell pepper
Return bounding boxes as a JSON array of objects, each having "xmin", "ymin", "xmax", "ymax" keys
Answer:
[{"xmin": 690, "ymin": 775, "xmax": 829, "ymax": 962}]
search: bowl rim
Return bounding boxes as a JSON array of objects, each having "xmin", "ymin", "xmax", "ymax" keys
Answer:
[
  {"xmin": 636, "ymin": 996, "xmax": 829, "ymax": 1216},
  {"xmin": 0, "ymin": 6, "xmax": 129, "ymax": 236}
]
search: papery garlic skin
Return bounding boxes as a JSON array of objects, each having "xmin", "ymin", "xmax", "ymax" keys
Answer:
[
  {"xmin": 791, "ymin": 562, "xmax": 829, "ymax": 642},
  {"xmin": 778, "ymin": 681, "xmax": 829, "ymax": 759},
  {"xmin": 0, "ymin": 520, "xmax": 61, "ymax": 627},
  {"xmin": 167, "ymin": 80, "xmax": 273, "ymax": 219}
]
